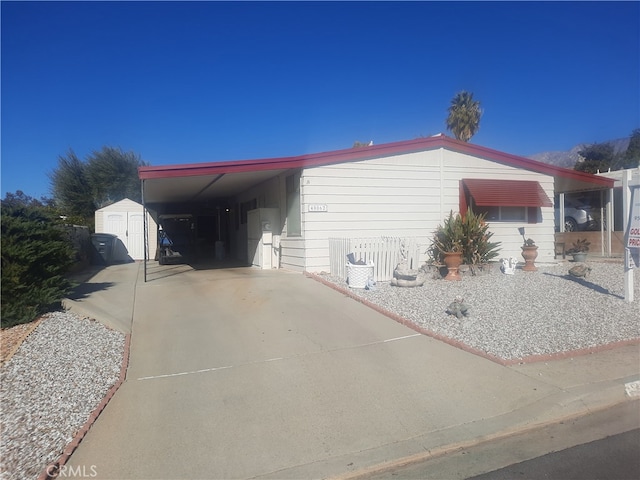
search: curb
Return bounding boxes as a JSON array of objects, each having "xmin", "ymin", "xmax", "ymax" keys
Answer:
[
  {"xmin": 39, "ymin": 333, "xmax": 131, "ymax": 480},
  {"xmin": 306, "ymin": 272, "xmax": 640, "ymax": 365},
  {"xmin": 329, "ymin": 397, "xmax": 639, "ymax": 480}
]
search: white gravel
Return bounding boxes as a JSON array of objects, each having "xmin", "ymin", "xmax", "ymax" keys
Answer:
[
  {"xmin": 321, "ymin": 262, "xmax": 640, "ymax": 362},
  {"xmin": 0, "ymin": 311, "xmax": 125, "ymax": 480}
]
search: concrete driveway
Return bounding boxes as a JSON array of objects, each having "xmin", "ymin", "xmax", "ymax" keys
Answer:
[{"xmin": 66, "ymin": 263, "xmax": 638, "ymax": 479}]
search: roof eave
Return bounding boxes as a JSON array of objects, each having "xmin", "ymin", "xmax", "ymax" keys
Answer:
[{"xmin": 138, "ymin": 134, "xmax": 615, "ymax": 189}]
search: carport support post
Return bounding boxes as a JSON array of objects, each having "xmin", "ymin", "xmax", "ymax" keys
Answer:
[
  {"xmin": 623, "ymin": 170, "xmax": 633, "ymax": 302},
  {"xmin": 558, "ymin": 193, "xmax": 565, "ymax": 233},
  {"xmin": 142, "ymin": 179, "xmax": 148, "ymax": 283}
]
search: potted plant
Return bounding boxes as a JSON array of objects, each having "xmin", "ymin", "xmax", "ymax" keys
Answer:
[
  {"xmin": 429, "ymin": 211, "xmax": 465, "ymax": 281},
  {"xmin": 521, "ymin": 237, "xmax": 539, "ymax": 272},
  {"xmin": 566, "ymin": 238, "xmax": 590, "ymax": 262}
]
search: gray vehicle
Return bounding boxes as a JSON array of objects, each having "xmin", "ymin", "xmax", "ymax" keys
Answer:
[{"xmin": 554, "ymin": 198, "xmax": 600, "ymax": 232}]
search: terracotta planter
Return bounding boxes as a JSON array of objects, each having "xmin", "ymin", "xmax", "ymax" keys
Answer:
[
  {"xmin": 443, "ymin": 252, "xmax": 463, "ymax": 281},
  {"xmin": 521, "ymin": 245, "xmax": 538, "ymax": 272}
]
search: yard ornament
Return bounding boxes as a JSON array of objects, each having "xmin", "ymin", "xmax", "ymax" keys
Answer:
[
  {"xmin": 446, "ymin": 297, "xmax": 469, "ymax": 320},
  {"xmin": 568, "ymin": 264, "xmax": 592, "ymax": 279},
  {"xmin": 500, "ymin": 257, "xmax": 518, "ymax": 275}
]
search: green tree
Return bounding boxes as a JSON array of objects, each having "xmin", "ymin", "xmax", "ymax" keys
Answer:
[
  {"xmin": 49, "ymin": 146, "xmax": 147, "ymax": 225},
  {"xmin": 574, "ymin": 142, "xmax": 615, "ymax": 174},
  {"xmin": 1, "ymin": 192, "xmax": 74, "ymax": 326},
  {"xmin": 86, "ymin": 146, "xmax": 146, "ymax": 207},
  {"xmin": 445, "ymin": 91, "xmax": 482, "ymax": 142},
  {"xmin": 49, "ymin": 149, "xmax": 95, "ymax": 221},
  {"xmin": 622, "ymin": 129, "xmax": 640, "ymax": 169}
]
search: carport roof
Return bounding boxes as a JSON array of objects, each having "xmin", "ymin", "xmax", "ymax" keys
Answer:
[{"xmin": 138, "ymin": 134, "xmax": 614, "ymax": 205}]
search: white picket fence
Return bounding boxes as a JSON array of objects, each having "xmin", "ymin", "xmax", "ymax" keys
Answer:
[{"xmin": 329, "ymin": 237, "xmax": 421, "ymax": 282}]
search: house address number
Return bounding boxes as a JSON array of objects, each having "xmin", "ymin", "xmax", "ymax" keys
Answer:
[{"xmin": 308, "ymin": 204, "xmax": 328, "ymax": 212}]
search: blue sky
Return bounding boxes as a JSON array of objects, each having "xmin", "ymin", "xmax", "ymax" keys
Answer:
[{"xmin": 2, "ymin": 1, "xmax": 639, "ymax": 199}]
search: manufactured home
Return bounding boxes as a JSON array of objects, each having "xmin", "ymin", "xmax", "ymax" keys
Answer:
[{"xmin": 138, "ymin": 135, "xmax": 614, "ymax": 277}]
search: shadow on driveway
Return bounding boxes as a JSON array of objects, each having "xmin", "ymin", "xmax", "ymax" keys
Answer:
[{"xmin": 67, "ymin": 282, "xmax": 116, "ymax": 300}]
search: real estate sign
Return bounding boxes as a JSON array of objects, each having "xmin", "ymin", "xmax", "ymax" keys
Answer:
[{"xmin": 625, "ymin": 185, "xmax": 640, "ymax": 268}]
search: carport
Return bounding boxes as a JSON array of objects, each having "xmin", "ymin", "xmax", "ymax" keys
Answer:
[
  {"xmin": 139, "ymin": 159, "xmax": 293, "ymax": 282},
  {"xmin": 553, "ymin": 170, "xmax": 617, "ymax": 258}
]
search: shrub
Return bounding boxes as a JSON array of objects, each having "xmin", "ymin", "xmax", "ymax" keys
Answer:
[
  {"xmin": 428, "ymin": 211, "xmax": 464, "ymax": 262},
  {"xmin": 428, "ymin": 209, "xmax": 501, "ymax": 265},
  {"xmin": 460, "ymin": 209, "xmax": 501, "ymax": 265},
  {"xmin": 567, "ymin": 238, "xmax": 590, "ymax": 254},
  {"xmin": 1, "ymin": 199, "xmax": 75, "ymax": 327}
]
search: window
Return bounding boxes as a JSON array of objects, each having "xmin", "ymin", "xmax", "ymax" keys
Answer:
[
  {"xmin": 286, "ymin": 173, "xmax": 301, "ymax": 236},
  {"xmin": 474, "ymin": 205, "xmax": 527, "ymax": 222},
  {"xmin": 460, "ymin": 179, "xmax": 552, "ymax": 224}
]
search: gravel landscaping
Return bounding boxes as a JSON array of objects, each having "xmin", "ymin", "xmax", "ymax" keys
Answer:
[
  {"xmin": 1, "ymin": 261, "xmax": 637, "ymax": 479},
  {"xmin": 319, "ymin": 261, "xmax": 640, "ymax": 362},
  {"xmin": 0, "ymin": 311, "xmax": 125, "ymax": 480}
]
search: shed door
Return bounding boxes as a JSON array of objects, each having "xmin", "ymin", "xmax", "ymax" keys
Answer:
[
  {"xmin": 105, "ymin": 211, "xmax": 145, "ymax": 260},
  {"xmin": 127, "ymin": 213, "xmax": 145, "ymax": 260}
]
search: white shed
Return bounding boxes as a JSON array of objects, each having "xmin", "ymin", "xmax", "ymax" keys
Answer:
[{"xmin": 95, "ymin": 198, "xmax": 156, "ymax": 261}]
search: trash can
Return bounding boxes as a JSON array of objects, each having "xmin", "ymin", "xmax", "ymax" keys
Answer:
[{"xmin": 91, "ymin": 233, "xmax": 118, "ymax": 265}]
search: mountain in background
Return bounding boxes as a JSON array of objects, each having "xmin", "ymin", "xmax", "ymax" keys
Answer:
[{"xmin": 528, "ymin": 137, "xmax": 630, "ymax": 169}]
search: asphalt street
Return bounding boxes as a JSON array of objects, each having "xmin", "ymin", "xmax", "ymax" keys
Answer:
[{"xmin": 469, "ymin": 428, "xmax": 640, "ymax": 480}]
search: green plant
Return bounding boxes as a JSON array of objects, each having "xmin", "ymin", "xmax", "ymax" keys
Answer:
[
  {"xmin": 567, "ymin": 238, "xmax": 590, "ymax": 254},
  {"xmin": 460, "ymin": 209, "xmax": 501, "ymax": 265},
  {"xmin": 1, "ymin": 198, "xmax": 75, "ymax": 327},
  {"xmin": 523, "ymin": 238, "xmax": 536, "ymax": 247},
  {"xmin": 428, "ymin": 210, "xmax": 501, "ymax": 265},
  {"xmin": 428, "ymin": 211, "xmax": 464, "ymax": 263}
]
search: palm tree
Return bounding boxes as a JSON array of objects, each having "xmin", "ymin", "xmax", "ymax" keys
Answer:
[{"xmin": 446, "ymin": 91, "xmax": 482, "ymax": 142}]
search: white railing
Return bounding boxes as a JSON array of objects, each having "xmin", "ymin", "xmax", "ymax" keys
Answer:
[{"xmin": 329, "ymin": 237, "xmax": 421, "ymax": 282}]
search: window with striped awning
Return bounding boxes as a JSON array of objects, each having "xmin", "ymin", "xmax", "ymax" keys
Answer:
[{"xmin": 460, "ymin": 179, "xmax": 552, "ymax": 223}]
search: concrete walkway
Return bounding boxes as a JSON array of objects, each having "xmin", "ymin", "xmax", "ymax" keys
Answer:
[{"xmin": 65, "ymin": 262, "xmax": 639, "ymax": 479}]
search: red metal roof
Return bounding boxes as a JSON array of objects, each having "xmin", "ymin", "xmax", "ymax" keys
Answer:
[
  {"xmin": 138, "ymin": 134, "xmax": 614, "ymax": 191},
  {"xmin": 462, "ymin": 179, "xmax": 553, "ymax": 207}
]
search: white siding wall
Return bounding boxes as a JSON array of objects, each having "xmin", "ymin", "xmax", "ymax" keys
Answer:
[
  {"xmin": 300, "ymin": 148, "xmax": 556, "ymax": 273},
  {"xmin": 441, "ymin": 149, "xmax": 556, "ymax": 263},
  {"xmin": 301, "ymin": 150, "xmax": 440, "ymax": 272}
]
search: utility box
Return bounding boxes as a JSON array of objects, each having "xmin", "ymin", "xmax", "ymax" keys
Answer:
[{"xmin": 247, "ymin": 208, "xmax": 280, "ymax": 269}]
